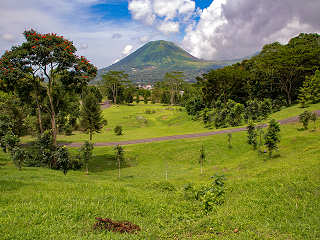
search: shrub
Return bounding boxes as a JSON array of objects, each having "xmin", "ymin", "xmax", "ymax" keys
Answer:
[
  {"xmin": 184, "ymin": 174, "xmax": 226, "ymax": 212},
  {"xmin": 299, "ymin": 110, "xmax": 312, "ymax": 130},
  {"xmin": 55, "ymin": 146, "xmax": 70, "ymax": 175},
  {"xmin": 11, "ymin": 146, "xmax": 28, "ymax": 170},
  {"xmin": 114, "ymin": 125, "xmax": 123, "ymax": 135}
]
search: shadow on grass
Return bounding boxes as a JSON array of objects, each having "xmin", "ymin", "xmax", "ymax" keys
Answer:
[
  {"xmin": 89, "ymin": 154, "xmax": 133, "ymax": 173},
  {"xmin": 0, "ymin": 180, "xmax": 28, "ymax": 191}
]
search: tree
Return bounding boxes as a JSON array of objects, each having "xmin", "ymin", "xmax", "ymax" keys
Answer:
[
  {"xmin": 199, "ymin": 145, "xmax": 206, "ymax": 174},
  {"xmin": 114, "ymin": 145, "xmax": 124, "ymax": 179},
  {"xmin": 80, "ymin": 141, "xmax": 94, "ymax": 175},
  {"xmin": 100, "ymin": 71, "xmax": 128, "ymax": 104},
  {"xmin": 298, "ymin": 70, "xmax": 320, "ymax": 107},
  {"xmin": 0, "ymin": 29, "xmax": 97, "ymax": 146},
  {"xmin": 247, "ymin": 120, "xmax": 257, "ymax": 150},
  {"xmin": 164, "ymin": 71, "xmax": 184, "ymax": 105},
  {"xmin": 264, "ymin": 119, "xmax": 280, "ymax": 158},
  {"xmin": 80, "ymin": 91, "xmax": 104, "ymax": 141},
  {"xmin": 227, "ymin": 133, "xmax": 232, "ymax": 149}
]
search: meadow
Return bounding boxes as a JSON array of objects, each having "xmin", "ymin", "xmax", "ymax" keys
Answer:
[
  {"xmin": 1, "ymin": 114, "xmax": 320, "ymax": 239},
  {"xmin": 21, "ymin": 102, "xmax": 320, "ymax": 144}
]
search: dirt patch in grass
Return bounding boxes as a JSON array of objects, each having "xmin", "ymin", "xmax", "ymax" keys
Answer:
[{"xmin": 93, "ymin": 217, "xmax": 141, "ymax": 234}]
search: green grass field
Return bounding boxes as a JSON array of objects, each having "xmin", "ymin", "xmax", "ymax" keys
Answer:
[
  {"xmin": 21, "ymin": 102, "xmax": 320, "ymax": 144},
  {"xmin": 1, "ymin": 118, "xmax": 320, "ymax": 239}
]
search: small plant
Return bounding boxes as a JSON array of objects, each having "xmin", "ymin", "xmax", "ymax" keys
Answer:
[
  {"xmin": 264, "ymin": 119, "xmax": 281, "ymax": 158},
  {"xmin": 247, "ymin": 120, "xmax": 257, "ymax": 150},
  {"xmin": 114, "ymin": 145, "xmax": 124, "ymax": 179},
  {"xmin": 227, "ymin": 133, "xmax": 232, "ymax": 149},
  {"xmin": 184, "ymin": 174, "xmax": 226, "ymax": 212},
  {"xmin": 114, "ymin": 125, "xmax": 123, "ymax": 135},
  {"xmin": 199, "ymin": 145, "xmax": 206, "ymax": 174},
  {"xmin": 80, "ymin": 141, "xmax": 94, "ymax": 175},
  {"xmin": 299, "ymin": 110, "xmax": 312, "ymax": 130}
]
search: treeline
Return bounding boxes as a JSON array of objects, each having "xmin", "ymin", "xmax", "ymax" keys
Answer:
[{"xmin": 182, "ymin": 33, "xmax": 320, "ymax": 127}]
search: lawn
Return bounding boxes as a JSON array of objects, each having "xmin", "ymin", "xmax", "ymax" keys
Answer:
[
  {"xmin": 1, "ymin": 120, "xmax": 320, "ymax": 239},
  {"xmin": 20, "ymin": 102, "xmax": 320, "ymax": 144}
]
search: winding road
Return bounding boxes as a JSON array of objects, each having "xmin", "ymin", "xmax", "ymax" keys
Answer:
[{"xmin": 65, "ymin": 110, "xmax": 320, "ymax": 147}]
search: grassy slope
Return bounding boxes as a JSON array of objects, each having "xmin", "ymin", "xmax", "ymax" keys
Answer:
[
  {"xmin": 1, "ymin": 120, "xmax": 320, "ymax": 239},
  {"xmin": 21, "ymin": 102, "xmax": 320, "ymax": 144}
]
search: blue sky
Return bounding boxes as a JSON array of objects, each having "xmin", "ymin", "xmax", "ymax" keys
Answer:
[{"xmin": 1, "ymin": 0, "xmax": 319, "ymax": 68}]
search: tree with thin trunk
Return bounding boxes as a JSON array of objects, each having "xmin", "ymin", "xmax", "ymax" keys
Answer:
[
  {"xmin": 164, "ymin": 71, "xmax": 184, "ymax": 105},
  {"xmin": 199, "ymin": 145, "xmax": 206, "ymax": 174},
  {"xmin": 80, "ymin": 91, "xmax": 104, "ymax": 141},
  {"xmin": 80, "ymin": 141, "xmax": 94, "ymax": 175},
  {"xmin": 114, "ymin": 145, "xmax": 124, "ymax": 179},
  {"xmin": 264, "ymin": 119, "xmax": 281, "ymax": 158},
  {"xmin": 247, "ymin": 120, "xmax": 257, "ymax": 150},
  {"xmin": 100, "ymin": 71, "xmax": 128, "ymax": 104},
  {"xmin": 0, "ymin": 29, "xmax": 97, "ymax": 146}
]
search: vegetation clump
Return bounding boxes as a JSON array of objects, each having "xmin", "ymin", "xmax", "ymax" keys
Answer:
[
  {"xmin": 264, "ymin": 119, "xmax": 281, "ymax": 158},
  {"xmin": 93, "ymin": 217, "xmax": 141, "ymax": 234},
  {"xmin": 114, "ymin": 125, "xmax": 123, "ymax": 135},
  {"xmin": 299, "ymin": 110, "xmax": 313, "ymax": 130}
]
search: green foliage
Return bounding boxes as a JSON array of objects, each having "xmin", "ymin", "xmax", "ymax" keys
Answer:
[
  {"xmin": 298, "ymin": 70, "xmax": 320, "ymax": 107},
  {"xmin": 80, "ymin": 91, "xmax": 104, "ymax": 141},
  {"xmin": 184, "ymin": 174, "xmax": 226, "ymax": 212},
  {"xmin": 11, "ymin": 146, "xmax": 28, "ymax": 170},
  {"xmin": 247, "ymin": 120, "xmax": 257, "ymax": 149},
  {"xmin": 310, "ymin": 112, "xmax": 317, "ymax": 129},
  {"xmin": 80, "ymin": 141, "xmax": 94, "ymax": 174},
  {"xmin": 114, "ymin": 125, "xmax": 123, "ymax": 136},
  {"xmin": 264, "ymin": 119, "xmax": 281, "ymax": 158},
  {"xmin": 0, "ymin": 131, "xmax": 20, "ymax": 153},
  {"xmin": 100, "ymin": 71, "xmax": 129, "ymax": 104},
  {"xmin": 299, "ymin": 110, "xmax": 313, "ymax": 130},
  {"xmin": 55, "ymin": 146, "xmax": 70, "ymax": 175},
  {"xmin": 185, "ymin": 96, "xmax": 205, "ymax": 117}
]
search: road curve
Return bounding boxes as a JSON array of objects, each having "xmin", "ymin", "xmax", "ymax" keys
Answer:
[{"xmin": 65, "ymin": 110, "xmax": 320, "ymax": 147}]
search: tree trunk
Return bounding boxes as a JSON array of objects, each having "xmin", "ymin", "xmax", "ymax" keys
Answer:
[
  {"xmin": 36, "ymin": 102, "xmax": 44, "ymax": 134},
  {"xmin": 118, "ymin": 157, "xmax": 121, "ymax": 179},
  {"xmin": 47, "ymin": 90, "xmax": 57, "ymax": 146},
  {"xmin": 86, "ymin": 163, "xmax": 88, "ymax": 175},
  {"xmin": 90, "ymin": 131, "xmax": 92, "ymax": 141}
]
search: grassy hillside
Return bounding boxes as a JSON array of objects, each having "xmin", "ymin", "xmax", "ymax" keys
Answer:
[
  {"xmin": 1, "ymin": 120, "xmax": 320, "ymax": 239},
  {"xmin": 96, "ymin": 41, "xmax": 237, "ymax": 83},
  {"xmin": 21, "ymin": 102, "xmax": 320, "ymax": 144}
]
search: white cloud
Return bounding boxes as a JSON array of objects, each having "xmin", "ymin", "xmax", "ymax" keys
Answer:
[
  {"xmin": 1, "ymin": 33, "xmax": 15, "ymax": 42},
  {"xmin": 122, "ymin": 45, "xmax": 133, "ymax": 55},
  {"xmin": 183, "ymin": 0, "xmax": 320, "ymax": 60},
  {"xmin": 128, "ymin": 0, "xmax": 196, "ymax": 34},
  {"xmin": 0, "ymin": 0, "xmax": 169, "ymax": 68},
  {"xmin": 128, "ymin": 0, "xmax": 155, "ymax": 25},
  {"xmin": 157, "ymin": 21, "xmax": 180, "ymax": 34}
]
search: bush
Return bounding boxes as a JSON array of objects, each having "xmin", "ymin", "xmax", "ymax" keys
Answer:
[
  {"xmin": 299, "ymin": 110, "xmax": 313, "ymax": 130},
  {"xmin": 184, "ymin": 174, "xmax": 226, "ymax": 212},
  {"xmin": 55, "ymin": 146, "xmax": 70, "ymax": 175},
  {"xmin": 247, "ymin": 120, "xmax": 257, "ymax": 149},
  {"xmin": 11, "ymin": 146, "xmax": 28, "ymax": 170},
  {"xmin": 114, "ymin": 125, "xmax": 123, "ymax": 135}
]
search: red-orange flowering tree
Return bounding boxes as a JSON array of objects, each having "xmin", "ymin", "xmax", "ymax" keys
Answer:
[{"xmin": 0, "ymin": 29, "xmax": 97, "ymax": 146}]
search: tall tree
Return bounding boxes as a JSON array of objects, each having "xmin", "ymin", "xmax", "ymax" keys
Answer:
[
  {"xmin": 100, "ymin": 71, "xmax": 128, "ymax": 104},
  {"xmin": 80, "ymin": 91, "xmax": 104, "ymax": 141},
  {"xmin": 164, "ymin": 71, "xmax": 184, "ymax": 105},
  {"xmin": 0, "ymin": 29, "xmax": 97, "ymax": 146}
]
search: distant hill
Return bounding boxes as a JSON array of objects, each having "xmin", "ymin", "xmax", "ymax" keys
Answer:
[{"xmin": 95, "ymin": 40, "xmax": 240, "ymax": 84}]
